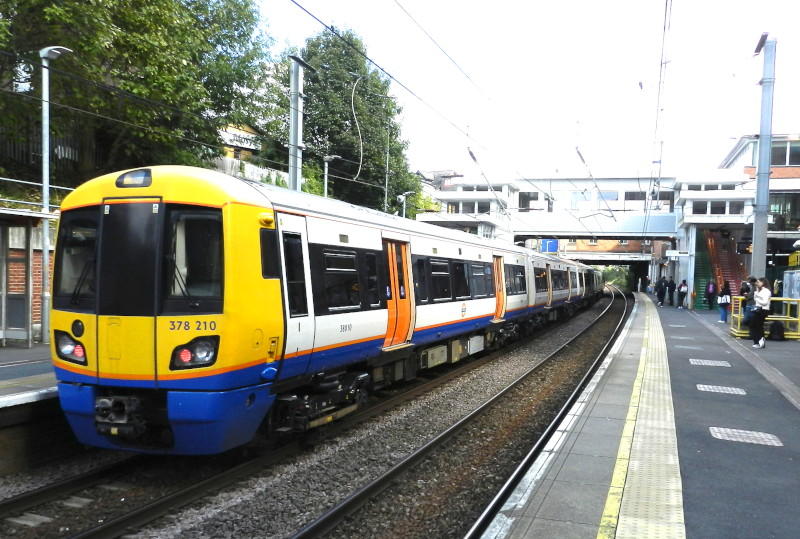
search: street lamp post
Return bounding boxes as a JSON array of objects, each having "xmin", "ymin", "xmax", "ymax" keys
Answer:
[
  {"xmin": 40, "ymin": 45, "xmax": 71, "ymax": 345},
  {"xmin": 323, "ymin": 155, "xmax": 341, "ymax": 198},
  {"xmin": 397, "ymin": 191, "xmax": 414, "ymax": 218}
]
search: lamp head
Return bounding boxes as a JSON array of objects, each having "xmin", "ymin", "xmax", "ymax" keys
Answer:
[{"xmin": 40, "ymin": 46, "xmax": 72, "ymax": 61}]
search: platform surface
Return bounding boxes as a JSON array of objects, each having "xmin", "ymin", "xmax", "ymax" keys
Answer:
[
  {"xmin": 0, "ymin": 342, "xmax": 56, "ymax": 407},
  {"xmin": 484, "ymin": 292, "xmax": 800, "ymax": 538}
]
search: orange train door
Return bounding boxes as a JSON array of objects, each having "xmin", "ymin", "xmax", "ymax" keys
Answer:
[
  {"xmin": 383, "ymin": 240, "xmax": 413, "ymax": 348},
  {"xmin": 493, "ymin": 255, "xmax": 506, "ymax": 321}
]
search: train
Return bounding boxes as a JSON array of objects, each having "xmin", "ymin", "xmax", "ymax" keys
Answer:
[{"xmin": 50, "ymin": 165, "xmax": 604, "ymax": 455}]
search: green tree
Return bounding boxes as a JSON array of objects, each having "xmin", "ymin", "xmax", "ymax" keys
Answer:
[
  {"xmin": 270, "ymin": 30, "xmax": 420, "ymax": 213},
  {"xmin": 0, "ymin": 0, "xmax": 271, "ymax": 186}
]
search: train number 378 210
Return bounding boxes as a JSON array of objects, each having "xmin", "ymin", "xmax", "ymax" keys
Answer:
[{"xmin": 169, "ymin": 321, "xmax": 218, "ymax": 331}]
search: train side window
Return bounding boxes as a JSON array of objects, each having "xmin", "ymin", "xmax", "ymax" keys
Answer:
[
  {"xmin": 365, "ymin": 253, "xmax": 380, "ymax": 307},
  {"xmin": 283, "ymin": 233, "xmax": 308, "ymax": 316},
  {"xmin": 534, "ymin": 268, "xmax": 548, "ymax": 292},
  {"xmin": 414, "ymin": 258, "xmax": 429, "ymax": 303},
  {"xmin": 453, "ymin": 261, "xmax": 470, "ymax": 299},
  {"xmin": 485, "ymin": 263, "xmax": 495, "ymax": 298},
  {"xmin": 260, "ymin": 228, "xmax": 280, "ymax": 278},
  {"xmin": 472, "ymin": 264, "xmax": 488, "ymax": 297},
  {"xmin": 504, "ymin": 265, "xmax": 514, "ymax": 295},
  {"xmin": 470, "ymin": 264, "xmax": 494, "ymax": 298},
  {"xmin": 324, "ymin": 251, "xmax": 361, "ymax": 310},
  {"xmin": 430, "ymin": 259, "xmax": 451, "ymax": 301}
]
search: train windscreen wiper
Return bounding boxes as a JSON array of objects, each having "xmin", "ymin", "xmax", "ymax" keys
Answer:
[
  {"xmin": 70, "ymin": 257, "xmax": 95, "ymax": 306},
  {"xmin": 167, "ymin": 254, "xmax": 200, "ymax": 310}
]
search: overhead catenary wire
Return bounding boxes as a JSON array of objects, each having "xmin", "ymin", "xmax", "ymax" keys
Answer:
[{"xmin": 391, "ymin": 0, "xmax": 490, "ymax": 101}]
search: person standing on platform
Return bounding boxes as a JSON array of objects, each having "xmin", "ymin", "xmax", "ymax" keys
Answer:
[
  {"xmin": 667, "ymin": 277, "xmax": 676, "ymax": 306},
  {"xmin": 741, "ymin": 276, "xmax": 757, "ymax": 325},
  {"xmin": 656, "ymin": 276, "xmax": 667, "ymax": 306},
  {"xmin": 706, "ymin": 279, "xmax": 717, "ymax": 310},
  {"xmin": 717, "ymin": 281, "xmax": 731, "ymax": 323},
  {"xmin": 677, "ymin": 279, "xmax": 688, "ymax": 309},
  {"xmin": 750, "ymin": 277, "xmax": 772, "ymax": 349}
]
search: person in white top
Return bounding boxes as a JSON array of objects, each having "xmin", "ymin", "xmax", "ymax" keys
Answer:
[{"xmin": 750, "ymin": 277, "xmax": 772, "ymax": 349}]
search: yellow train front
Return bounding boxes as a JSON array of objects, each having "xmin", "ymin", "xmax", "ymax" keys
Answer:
[{"xmin": 51, "ymin": 166, "xmax": 284, "ymax": 454}]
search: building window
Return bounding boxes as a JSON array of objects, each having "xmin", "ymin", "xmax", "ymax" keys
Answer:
[
  {"xmin": 571, "ymin": 191, "xmax": 591, "ymax": 210},
  {"xmin": 789, "ymin": 142, "xmax": 800, "ymax": 165},
  {"xmin": 598, "ymin": 191, "xmax": 618, "ymax": 201},
  {"xmin": 710, "ymin": 201, "xmax": 726, "ymax": 215},
  {"xmin": 519, "ymin": 192, "xmax": 539, "ymax": 209},
  {"xmin": 625, "ymin": 192, "xmax": 646, "ymax": 200},
  {"xmin": 568, "ymin": 238, "xmax": 577, "ymax": 244},
  {"xmin": 692, "ymin": 201, "xmax": 708, "ymax": 214},
  {"xmin": 771, "ymin": 142, "xmax": 788, "ymax": 165},
  {"xmin": 461, "ymin": 201, "xmax": 475, "ymax": 214},
  {"xmin": 588, "ymin": 237, "xmax": 598, "ymax": 246},
  {"xmin": 477, "ymin": 201, "xmax": 490, "ymax": 213},
  {"xmin": 687, "ymin": 184, "xmax": 702, "ymax": 191},
  {"xmin": 618, "ymin": 239, "xmax": 628, "ymax": 245},
  {"xmin": 730, "ymin": 201, "xmax": 745, "ymax": 215},
  {"xmin": 721, "ymin": 184, "xmax": 735, "ymax": 190}
]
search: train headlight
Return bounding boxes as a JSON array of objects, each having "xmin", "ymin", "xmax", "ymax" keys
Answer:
[
  {"xmin": 55, "ymin": 330, "xmax": 87, "ymax": 365},
  {"xmin": 170, "ymin": 336, "xmax": 220, "ymax": 370}
]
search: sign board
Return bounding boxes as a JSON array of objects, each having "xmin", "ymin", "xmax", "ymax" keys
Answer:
[
  {"xmin": 666, "ymin": 250, "xmax": 691, "ymax": 257},
  {"xmin": 541, "ymin": 238, "xmax": 558, "ymax": 253}
]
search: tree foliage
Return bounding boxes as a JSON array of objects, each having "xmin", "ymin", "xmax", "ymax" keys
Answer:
[
  {"xmin": 270, "ymin": 30, "xmax": 421, "ymax": 214},
  {"xmin": 0, "ymin": 0, "xmax": 271, "ymax": 186}
]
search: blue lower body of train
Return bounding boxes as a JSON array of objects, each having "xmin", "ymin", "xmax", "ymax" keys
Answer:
[{"xmin": 56, "ymin": 382, "xmax": 276, "ymax": 454}]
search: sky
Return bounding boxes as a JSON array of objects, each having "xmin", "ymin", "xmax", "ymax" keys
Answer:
[{"xmin": 258, "ymin": 0, "xmax": 800, "ymax": 182}]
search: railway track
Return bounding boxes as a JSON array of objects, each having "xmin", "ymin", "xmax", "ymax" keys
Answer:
[
  {"xmin": 294, "ymin": 286, "xmax": 628, "ymax": 538},
  {"xmin": 0, "ymin": 292, "xmax": 621, "ymax": 538}
]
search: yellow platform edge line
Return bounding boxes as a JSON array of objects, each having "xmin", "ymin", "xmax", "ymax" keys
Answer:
[{"xmin": 596, "ymin": 302, "xmax": 651, "ymax": 539}]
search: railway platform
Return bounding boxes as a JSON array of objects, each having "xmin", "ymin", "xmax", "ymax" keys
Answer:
[
  {"xmin": 0, "ymin": 342, "xmax": 55, "ymax": 410},
  {"xmin": 483, "ymin": 291, "xmax": 800, "ymax": 538}
]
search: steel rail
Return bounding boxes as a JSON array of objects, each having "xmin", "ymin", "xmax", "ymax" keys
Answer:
[
  {"xmin": 463, "ymin": 286, "xmax": 629, "ymax": 538},
  {"xmin": 291, "ymin": 289, "xmax": 623, "ymax": 539},
  {"xmin": 0, "ymin": 456, "xmax": 147, "ymax": 519}
]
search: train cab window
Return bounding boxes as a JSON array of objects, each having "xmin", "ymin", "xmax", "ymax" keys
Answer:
[
  {"xmin": 53, "ymin": 207, "xmax": 99, "ymax": 310},
  {"xmin": 430, "ymin": 260, "xmax": 451, "ymax": 301},
  {"xmin": 283, "ymin": 233, "xmax": 308, "ymax": 316},
  {"xmin": 414, "ymin": 258, "xmax": 429, "ymax": 303},
  {"xmin": 453, "ymin": 262, "xmax": 470, "ymax": 299},
  {"xmin": 323, "ymin": 251, "xmax": 360, "ymax": 310},
  {"xmin": 164, "ymin": 208, "xmax": 224, "ymax": 313},
  {"xmin": 366, "ymin": 253, "xmax": 380, "ymax": 307}
]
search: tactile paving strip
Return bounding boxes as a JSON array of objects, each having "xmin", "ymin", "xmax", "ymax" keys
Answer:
[
  {"xmin": 614, "ymin": 299, "xmax": 685, "ymax": 538},
  {"xmin": 709, "ymin": 427, "xmax": 783, "ymax": 446}
]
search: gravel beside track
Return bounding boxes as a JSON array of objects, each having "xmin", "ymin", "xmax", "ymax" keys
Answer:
[{"xmin": 134, "ymin": 299, "xmax": 609, "ymax": 539}]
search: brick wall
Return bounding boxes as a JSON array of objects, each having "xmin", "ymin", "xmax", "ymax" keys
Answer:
[{"xmin": 7, "ymin": 248, "xmax": 52, "ymax": 325}]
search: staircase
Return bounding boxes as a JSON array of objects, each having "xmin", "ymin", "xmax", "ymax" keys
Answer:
[
  {"xmin": 694, "ymin": 231, "xmax": 748, "ymax": 310},
  {"xmin": 693, "ymin": 237, "xmax": 715, "ymax": 310},
  {"xmin": 708, "ymin": 231, "xmax": 747, "ymax": 296}
]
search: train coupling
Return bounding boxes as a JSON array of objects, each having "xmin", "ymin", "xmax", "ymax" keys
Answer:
[{"xmin": 95, "ymin": 396, "xmax": 147, "ymax": 438}]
